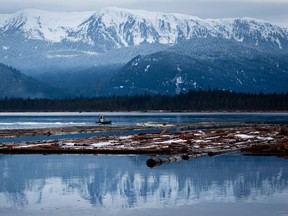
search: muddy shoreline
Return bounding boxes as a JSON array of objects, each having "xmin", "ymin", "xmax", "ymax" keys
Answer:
[{"xmin": 0, "ymin": 122, "xmax": 287, "ymax": 162}]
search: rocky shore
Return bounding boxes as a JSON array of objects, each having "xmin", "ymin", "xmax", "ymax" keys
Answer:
[{"xmin": 0, "ymin": 122, "xmax": 287, "ymax": 163}]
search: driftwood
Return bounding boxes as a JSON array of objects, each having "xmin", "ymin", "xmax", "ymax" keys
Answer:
[
  {"xmin": 146, "ymin": 155, "xmax": 183, "ymax": 168},
  {"xmin": 146, "ymin": 153, "xmax": 207, "ymax": 168}
]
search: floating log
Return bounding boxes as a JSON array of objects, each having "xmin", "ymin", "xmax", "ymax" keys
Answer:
[
  {"xmin": 146, "ymin": 153, "xmax": 207, "ymax": 168},
  {"xmin": 181, "ymin": 153, "xmax": 207, "ymax": 160},
  {"xmin": 146, "ymin": 155, "xmax": 183, "ymax": 168}
]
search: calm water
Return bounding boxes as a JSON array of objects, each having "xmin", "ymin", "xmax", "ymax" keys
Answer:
[
  {"xmin": 0, "ymin": 112, "xmax": 287, "ymax": 129},
  {"xmin": 0, "ymin": 154, "xmax": 287, "ymax": 216}
]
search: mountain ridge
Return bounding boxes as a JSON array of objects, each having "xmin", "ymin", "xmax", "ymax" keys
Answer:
[
  {"xmin": 0, "ymin": 8, "xmax": 288, "ymax": 97},
  {"xmin": 102, "ymin": 38, "xmax": 288, "ymax": 95},
  {"xmin": 1, "ymin": 7, "xmax": 288, "ymax": 73},
  {"xmin": 1, "ymin": 7, "xmax": 287, "ymax": 49},
  {"xmin": 0, "ymin": 63, "xmax": 68, "ymax": 98}
]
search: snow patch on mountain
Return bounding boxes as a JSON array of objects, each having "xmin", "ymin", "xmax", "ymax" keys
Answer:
[
  {"xmin": 144, "ymin": 65, "xmax": 150, "ymax": 72},
  {"xmin": 2, "ymin": 45, "xmax": 9, "ymax": 50}
]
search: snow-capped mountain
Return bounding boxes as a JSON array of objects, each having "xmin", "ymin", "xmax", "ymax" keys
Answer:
[
  {"xmin": 76, "ymin": 7, "xmax": 288, "ymax": 50},
  {"xmin": 1, "ymin": 7, "xmax": 288, "ymax": 49},
  {"xmin": 0, "ymin": 7, "xmax": 288, "ymax": 72},
  {"xmin": 0, "ymin": 9, "xmax": 93, "ymax": 43},
  {"xmin": 1, "ymin": 7, "xmax": 288, "ymax": 97}
]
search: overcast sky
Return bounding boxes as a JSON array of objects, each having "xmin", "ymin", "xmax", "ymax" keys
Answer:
[{"xmin": 1, "ymin": 0, "xmax": 287, "ymax": 26}]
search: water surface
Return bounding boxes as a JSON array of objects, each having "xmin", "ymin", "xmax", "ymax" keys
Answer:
[
  {"xmin": 0, "ymin": 154, "xmax": 287, "ymax": 216},
  {"xmin": 0, "ymin": 112, "xmax": 287, "ymax": 129}
]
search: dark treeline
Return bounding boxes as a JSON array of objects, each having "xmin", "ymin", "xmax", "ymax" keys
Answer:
[{"xmin": 0, "ymin": 90, "xmax": 287, "ymax": 112}]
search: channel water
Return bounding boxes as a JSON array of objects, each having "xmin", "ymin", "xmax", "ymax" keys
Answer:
[
  {"xmin": 0, "ymin": 154, "xmax": 287, "ymax": 216},
  {"xmin": 0, "ymin": 112, "xmax": 288, "ymax": 129},
  {"xmin": 0, "ymin": 112, "xmax": 287, "ymax": 215}
]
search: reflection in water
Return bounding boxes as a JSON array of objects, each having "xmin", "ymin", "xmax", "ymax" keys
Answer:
[{"xmin": 0, "ymin": 154, "xmax": 287, "ymax": 216}]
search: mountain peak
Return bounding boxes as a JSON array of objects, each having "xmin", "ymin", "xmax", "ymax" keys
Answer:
[
  {"xmin": 1, "ymin": 8, "xmax": 287, "ymax": 48},
  {"xmin": 96, "ymin": 7, "xmax": 202, "ymax": 22},
  {"xmin": 0, "ymin": 7, "xmax": 288, "ymax": 72},
  {"xmin": 0, "ymin": 8, "xmax": 287, "ymax": 97},
  {"xmin": 0, "ymin": 9, "xmax": 94, "ymax": 42}
]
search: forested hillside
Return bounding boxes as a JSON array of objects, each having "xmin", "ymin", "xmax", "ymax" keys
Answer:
[{"xmin": 0, "ymin": 90, "xmax": 287, "ymax": 112}]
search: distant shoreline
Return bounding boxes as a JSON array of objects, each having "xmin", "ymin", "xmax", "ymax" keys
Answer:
[
  {"xmin": 1, "ymin": 90, "xmax": 287, "ymax": 112},
  {"xmin": 0, "ymin": 111, "xmax": 288, "ymax": 115}
]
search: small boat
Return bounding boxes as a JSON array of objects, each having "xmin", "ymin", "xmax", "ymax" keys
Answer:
[
  {"xmin": 97, "ymin": 115, "xmax": 112, "ymax": 125},
  {"xmin": 98, "ymin": 120, "xmax": 112, "ymax": 125}
]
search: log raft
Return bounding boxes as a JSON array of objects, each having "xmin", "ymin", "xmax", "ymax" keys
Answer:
[{"xmin": 0, "ymin": 124, "xmax": 287, "ymax": 162}]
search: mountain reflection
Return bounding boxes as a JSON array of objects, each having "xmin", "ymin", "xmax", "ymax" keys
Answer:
[{"xmin": 0, "ymin": 154, "xmax": 287, "ymax": 209}]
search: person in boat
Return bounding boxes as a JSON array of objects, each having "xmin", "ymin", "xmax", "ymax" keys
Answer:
[
  {"xmin": 98, "ymin": 114, "xmax": 112, "ymax": 124},
  {"xmin": 99, "ymin": 115, "xmax": 105, "ymax": 123}
]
